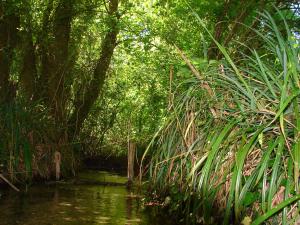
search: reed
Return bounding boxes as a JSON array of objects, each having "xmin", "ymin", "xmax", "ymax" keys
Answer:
[
  {"xmin": 142, "ymin": 11, "xmax": 300, "ymax": 224},
  {"xmin": 0, "ymin": 99, "xmax": 61, "ymax": 181}
]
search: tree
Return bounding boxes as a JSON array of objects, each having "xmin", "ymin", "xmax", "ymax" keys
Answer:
[
  {"xmin": 0, "ymin": 0, "xmax": 122, "ymax": 177},
  {"xmin": 0, "ymin": 1, "xmax": 19, "ymax": 104}
]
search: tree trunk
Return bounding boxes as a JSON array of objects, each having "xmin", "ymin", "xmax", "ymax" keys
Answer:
[
  {"xmin": 207, "ymin": 0, "xmax": 232, "ymax": 60},
  {"xmin": 127, "ymin": 140, "xmax": 136, "ymax": 185},
  {"xmin": 207, "ymin": 0, "xmax": 257, "ymax": 60},
  {"xmin": 46, "ymin": 0, "xmax": 74, "ymax": 123},
  {"xmin": 68, "ymin": 0, "xmax": 120, "ymax": 139},
  {"xmin": 20, "ymin": 28, "xmax": 37, "ymax": 101},
  {"xmin": 0, "ymin": 4, "xmax": 19, "ymax": 104}
]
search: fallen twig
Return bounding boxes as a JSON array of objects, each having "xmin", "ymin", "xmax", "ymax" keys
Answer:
[{"xmin": 0, "ymin": 174, "xmax": 20, "ymax": 192}]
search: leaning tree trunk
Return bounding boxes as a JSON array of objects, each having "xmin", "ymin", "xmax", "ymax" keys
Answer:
[
  {"xmin": 207, "ymin": 0, "xmax": 232, "ymax": 60},
  {"xmin": 207, "ymin": 0, "xmax": 258, "ymax": 60},
  {"xmin": 68, "ymin": 0, "xmax": 120, "ymax": 140}
]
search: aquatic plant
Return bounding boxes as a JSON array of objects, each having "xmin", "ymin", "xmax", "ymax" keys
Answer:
[{"xmin": 142, "ymin": 11, "xmax": 300, "ymax": 224}]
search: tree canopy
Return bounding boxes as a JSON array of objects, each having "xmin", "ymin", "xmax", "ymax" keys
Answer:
[{"xmin": 0, "ymin": 0, "xmax": 299, "ymax": 223}]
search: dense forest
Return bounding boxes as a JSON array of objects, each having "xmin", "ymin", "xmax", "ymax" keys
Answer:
[{"xmin": 0, "ymin": 0, "xmax": 300, "ymax": 224}]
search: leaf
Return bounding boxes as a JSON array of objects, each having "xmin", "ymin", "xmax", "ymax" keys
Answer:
[
  {"xmin": 252, "ymin": 195, "xmax": 300, "ymax": 225},
  {"xmin": 258, "ymin": 133, "xmax": 263, "ymax": 147},
  {"xmin": 243, "ymin": 192, "xmax": 258, "ymax": 207}
]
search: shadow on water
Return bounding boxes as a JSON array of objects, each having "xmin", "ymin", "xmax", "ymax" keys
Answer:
[{"xmin": 0, "ymin": 171, "xmax": 174, "ymax": 225}]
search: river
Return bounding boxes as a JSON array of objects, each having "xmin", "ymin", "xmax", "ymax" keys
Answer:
[{"xmin": 0, "ymin": 171, "xmax": 174, "ymax": 225}]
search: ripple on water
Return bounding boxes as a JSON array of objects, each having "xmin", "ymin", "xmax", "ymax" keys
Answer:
[{"xmin": 0, "ymin": 171, "xmax": 176, "ymax": 225}]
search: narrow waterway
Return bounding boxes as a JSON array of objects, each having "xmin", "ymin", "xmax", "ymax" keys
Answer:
[{"xmin": 0, "ymin": 171, "xmax": 173, "ymax": 225}]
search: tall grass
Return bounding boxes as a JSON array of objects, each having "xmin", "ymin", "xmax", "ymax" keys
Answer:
[
  {"xmin": 142, "ymin": 11, "xmax": 300, "ymax": 224},
  {"xmin": 0, "ymin": 102, "xmax": 34, "ymax": 181},
  {"xmin": 0, "ymin": 99, "xmax": 58, "ymax": 181}
]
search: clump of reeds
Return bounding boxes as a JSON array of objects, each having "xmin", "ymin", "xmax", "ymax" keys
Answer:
[
  {"xmin": 0, "ymin": 99, "xmax": 70, "ymax": 182},
  {"xmin": 142, "ymin": 11, "xmax": 300, "ymax": 224}
]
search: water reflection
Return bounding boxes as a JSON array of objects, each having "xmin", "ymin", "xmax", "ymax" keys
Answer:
[{"xmin": 0, "ymin": 171, "xmax": 174, "ymax": 225}]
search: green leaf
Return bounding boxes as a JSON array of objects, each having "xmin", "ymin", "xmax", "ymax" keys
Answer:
[{"xmin": 252, "ymin": 195, "xmax": 300, "ymax": 225}]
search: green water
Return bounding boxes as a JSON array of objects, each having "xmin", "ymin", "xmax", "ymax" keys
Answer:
[{"xmin": 0, "ymin": 171, "xmax": 173, "ymax": 225}]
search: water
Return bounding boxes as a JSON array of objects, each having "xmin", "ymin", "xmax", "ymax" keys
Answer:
[{"xmin": 0, "ymin": 171, "xmax": 173, "ymax": 225}]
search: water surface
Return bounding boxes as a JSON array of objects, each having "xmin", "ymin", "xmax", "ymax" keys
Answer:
[{"xmin": 0, "ymin": 171, "xmax": 172, "ymax": 225}]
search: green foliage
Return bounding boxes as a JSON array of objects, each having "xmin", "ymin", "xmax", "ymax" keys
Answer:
[
  {"xmin": 1, "ymin": 1, "xmax": 300, "ymax": 223},
  {"xmin": 0, "ymin": 101, "xmax": 49, "ymax": 180},
  {"xmin": 142, "ymin": 10, "xmax": 300, "ymax": 224},
  {"xmin": 81, "ymin": 43, "xmax": 170, "ymax": 157}
]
